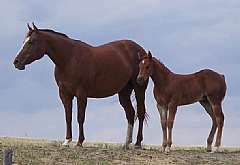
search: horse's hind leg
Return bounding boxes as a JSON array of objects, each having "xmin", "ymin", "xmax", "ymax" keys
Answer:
[
  {"xmin": 211, "ymin": 102, "xmax": 224, "ymax": 152},
  {"xmin": 118, "ymin": 84, "xmax": 135, "ymax": 149},
  {"xmin": 199, "ymin": 99, "xmax": 217, "ymax": 152},
  {"xmin": 134, "ymin": 82, "xmax": 148, "ymax": 148}
]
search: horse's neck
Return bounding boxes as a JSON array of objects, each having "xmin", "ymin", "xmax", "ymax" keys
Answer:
[
  {"xmin": 151, "ymin": 59, "xmax": 173, "ymax": 88},
  {"xmin": 44, "ymin": 33, "xmax": 91, "ymax": 68}
]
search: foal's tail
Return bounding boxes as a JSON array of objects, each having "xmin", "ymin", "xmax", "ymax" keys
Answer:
[
  {"xmin": 131, "ymin": 91, "xmax": 149, "ymax": 125},
  {"xmin": 221, "ymin": 74, "xmax": 227, "ymax": 99}
]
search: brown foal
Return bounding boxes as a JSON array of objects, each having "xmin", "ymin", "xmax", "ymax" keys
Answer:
[
  {"xmin": 13, "ymin": 23, "xmax": 148, "ymax": 148},
  {"xmin": 137, "ymin": 51, "xmax": 226, "ymax": 152}
]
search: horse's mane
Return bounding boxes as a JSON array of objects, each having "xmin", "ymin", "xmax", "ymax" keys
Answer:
[
  {"xmin": 39, "ymin": 29, "xmax": 91, "ymax": 46},
  {"xmin": 40, "ymin": 29, "xmax": 69, "ymax": 38}
]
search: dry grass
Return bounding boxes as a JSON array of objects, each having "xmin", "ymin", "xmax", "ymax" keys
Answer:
[{"xmin": 0, "ymin": 137, "xmax": 240, "ymax": 165}]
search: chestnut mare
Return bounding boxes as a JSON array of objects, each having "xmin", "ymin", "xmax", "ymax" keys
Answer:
[
  {"xmin": 13, "ymin": 23, "xmax": 148, "ymax": 148},
  {"xmin": 137, "ymin": 51, "xmax": 226, "ymax": 153}
]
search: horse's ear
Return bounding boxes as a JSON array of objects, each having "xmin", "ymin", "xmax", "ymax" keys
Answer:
[
  {"xmin": 32, "ymin": 22, "xmax": 39, "ymax": 32},
  {"xmin": 148, "ymin": 51, "xmax": 152, "ymax": 60},
  {"xmin": 27, "ymin": 23, "xmax": 32, "ymax": 31}
]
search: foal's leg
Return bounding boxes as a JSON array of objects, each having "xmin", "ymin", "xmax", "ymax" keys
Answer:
[
  {"xmin": 157, "ymin": 104, "xmax": 168, "ymax": 152},
  {"xmin": 59, "ymin": 89, "xmax": 74, "ymax": 146},
  {"xmin": 199, "ymin": 100, "xmax": 217, "ymax": 152},
  {"xmin": 166, "ymin": 103, "xmax": 177, "ymax": 153},
  {"xmin": 134, "ymin": 85, "xmax": 147, "ymax": 148},
  {"xmin": 76, "ymin": 96, "xmax": 87, "ymax": 147},
  {"xmin": 211, "ymin": 103, "xmax": 224, "ymax": 152},
  {"xmin": 118, "ymin": 85, "xmax": 135, "ymax": 149}
]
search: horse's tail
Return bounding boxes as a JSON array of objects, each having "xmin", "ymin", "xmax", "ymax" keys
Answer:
[{"xmin": 131, "ymin": 91, "xmax": 149, "ymax": 125}]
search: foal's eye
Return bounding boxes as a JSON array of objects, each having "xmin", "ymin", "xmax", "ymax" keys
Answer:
[
  {"xmin": 28, "ymin": 41, "xmax": 33, "ymax": 45},
  {"xmin": 146, "ymin": 66, "xmax": 150, "ymax": 69}
]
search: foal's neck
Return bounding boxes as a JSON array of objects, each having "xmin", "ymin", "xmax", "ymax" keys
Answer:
[
  {"xmin": 151, "ymin": 58, "xmax": 173, "ymax": 88},
  {"xmin": 43, "ymin": 32, "xmax": 91, "ymax": 68}
]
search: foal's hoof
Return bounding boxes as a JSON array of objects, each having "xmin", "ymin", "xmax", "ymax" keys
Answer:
[
  {"xmin": 62, "ymin": 138, "xmax": 72, "ymax": 146},
  {"xmin": 165, "ymin": 146, "xmax": 170, "ymax": 153},
  {"xmin": 211, "ymin": 146, "xmax": 224, "ymax": 153},
  {"xmin": 160, "ymin": 147, "xmax": 166, "ymax": 153},
  {"xmin": 206, "ymin": 146, "xmax": 212, "ymax": 152}
]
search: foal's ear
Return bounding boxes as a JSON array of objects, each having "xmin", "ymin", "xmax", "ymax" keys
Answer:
[
  {"xmin": 138, "ymin": 52, "xmax": 144, "ymax": 60},
  {"xmin": 27, "ymin": 23, "xmax": 32, "ymax": 31},
  {"xmin": 148, "ymin": 51, "xmax": 152, "ymax": 60},
  {"xmin": 32, "ymin": 22, "xmax": 39, "ymax": 32}
]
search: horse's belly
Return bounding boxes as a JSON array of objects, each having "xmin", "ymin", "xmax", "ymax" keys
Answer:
[
  {"xmin": 87, "ymin": 71, "xmax": 132, "ymax": 98},
  {"xmin": 87, "ymin": 78, "xmax": 130, "ymax": 98}
]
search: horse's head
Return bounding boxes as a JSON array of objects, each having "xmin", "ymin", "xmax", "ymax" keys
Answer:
[
  {"xmin": 13, "ymin": 23, "xmax": 47, "ymax": 70},
  {"xmin": 137, "ymin": 51, "xmax": 153, "ymax": 85}
]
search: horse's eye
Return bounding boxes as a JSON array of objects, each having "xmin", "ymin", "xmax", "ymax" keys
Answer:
[{"xmin": 146, "ymin": 66, "xmax": 150, "ymax": 69}]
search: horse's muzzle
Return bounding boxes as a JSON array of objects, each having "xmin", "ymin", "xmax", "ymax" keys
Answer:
[{"xmin": 13, "ymin": 59, "xmax": 25, "ymax": 70}]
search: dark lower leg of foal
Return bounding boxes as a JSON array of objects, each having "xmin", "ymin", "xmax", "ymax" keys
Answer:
[
  {"xmin": 76, "ymin": 97, "xmax": 87, "ymax": 146},
  {"xmin": 212, "ymin": 103, "xmax": 224, "ymax": 148},
  {"xmin": 118, "ymin": 87, "xmax": 135, "ymax": 146},
  {"xmin": 199, "ymin": 100, "xmax": 217, "ymax": 152},
  {"xmin": 157, "ymin": 104, "xmax": 168, "ymax": 151},
  {"xmin": 134, "ymin": 89, "xmax": 147, "ymax": 147},
  {"xmin": 59, "ymin": 90, "xmax": 73, "ymax": 141},
  {"xmin": 167, "ymin": 104, "xmax": 177, "ymax": 151}
]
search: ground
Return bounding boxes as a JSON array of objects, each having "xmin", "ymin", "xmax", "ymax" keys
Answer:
[{"xmin": 0, "ymin": 137, "xmax": 240, "ymax": 165}]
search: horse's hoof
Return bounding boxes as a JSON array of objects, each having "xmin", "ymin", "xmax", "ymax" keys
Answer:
[
  {"xmin": 134, "ymin": 144, "xmax": 142, "ymax": 149},
  {"xmin": 62, "ymin": 138, "xmax": 72, "ymax": 146},
  {"xmin": 75, "ymin": 141, "xmax": 83, "ymax": 147},
  {"xmin": 123, "ymin": 144, "xmax": 130, "ymax": 150}
]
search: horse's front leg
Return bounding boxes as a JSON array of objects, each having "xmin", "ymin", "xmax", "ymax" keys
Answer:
[
  {"xmin": 59, "ymin": 89, "xmax": 74, "ymax": 146},
  {"xmin": 76, "ymin": 96, "xmax": 87, "ymax": 147},
  {"xmin": 166, "ymin": 103, "xmax": 177, "ymax": 153}
]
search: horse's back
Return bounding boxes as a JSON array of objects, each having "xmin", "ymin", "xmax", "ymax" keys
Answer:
[{"xmin": 94, "ymin": 39, "xmax": 145, "ymax": 75}]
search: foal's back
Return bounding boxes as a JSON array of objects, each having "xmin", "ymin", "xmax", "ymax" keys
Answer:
[{"xmin": 195, "ymin": 69, "xmax": 226, "ymax": 100}]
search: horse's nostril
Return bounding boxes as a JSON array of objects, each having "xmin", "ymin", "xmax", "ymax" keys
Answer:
[{"xmin": 14, "ymin": 59, "xmax": 19, "ymax": 65}]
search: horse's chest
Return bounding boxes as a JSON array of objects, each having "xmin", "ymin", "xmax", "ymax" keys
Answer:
[{"xmin": 55, "ymin": 71, "xmax": 81, "ymax": 95}]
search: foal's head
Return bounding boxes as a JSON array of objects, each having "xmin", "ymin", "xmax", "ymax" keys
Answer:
[
  {"xmin": 13, "ymin": 23, "xmax": 47, "ymax": 70},
  {"xmin": 137, "ymin": 51, "xmax": 153, "ymax": 85}
]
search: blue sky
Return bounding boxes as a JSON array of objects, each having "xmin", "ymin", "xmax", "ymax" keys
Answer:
[{"xmin": 0, "ymin": 0, "xmax": 239, "ymax": 146}]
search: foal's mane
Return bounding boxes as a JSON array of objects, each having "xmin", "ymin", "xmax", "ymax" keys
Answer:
[
  {"xmin": 153, "ymin": 57, "xmax": 172, "ymax": 73},
  {"xmin": 40, "ymin": 29, "xmax": 69, "ymax": 38}
]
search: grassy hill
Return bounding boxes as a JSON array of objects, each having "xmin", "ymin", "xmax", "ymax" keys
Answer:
[{"xmin": 0, "ymin": 137, "xmax": 240, "ymax": 164}]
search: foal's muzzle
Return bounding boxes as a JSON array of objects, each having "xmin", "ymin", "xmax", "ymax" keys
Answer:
[
  {"xmin": 137, "ymin": 76, "xmax": 146, "ymax": 85},
  {"xmin": 13, "ymin": 58, "xmax": 25, "ymax": 70}
]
